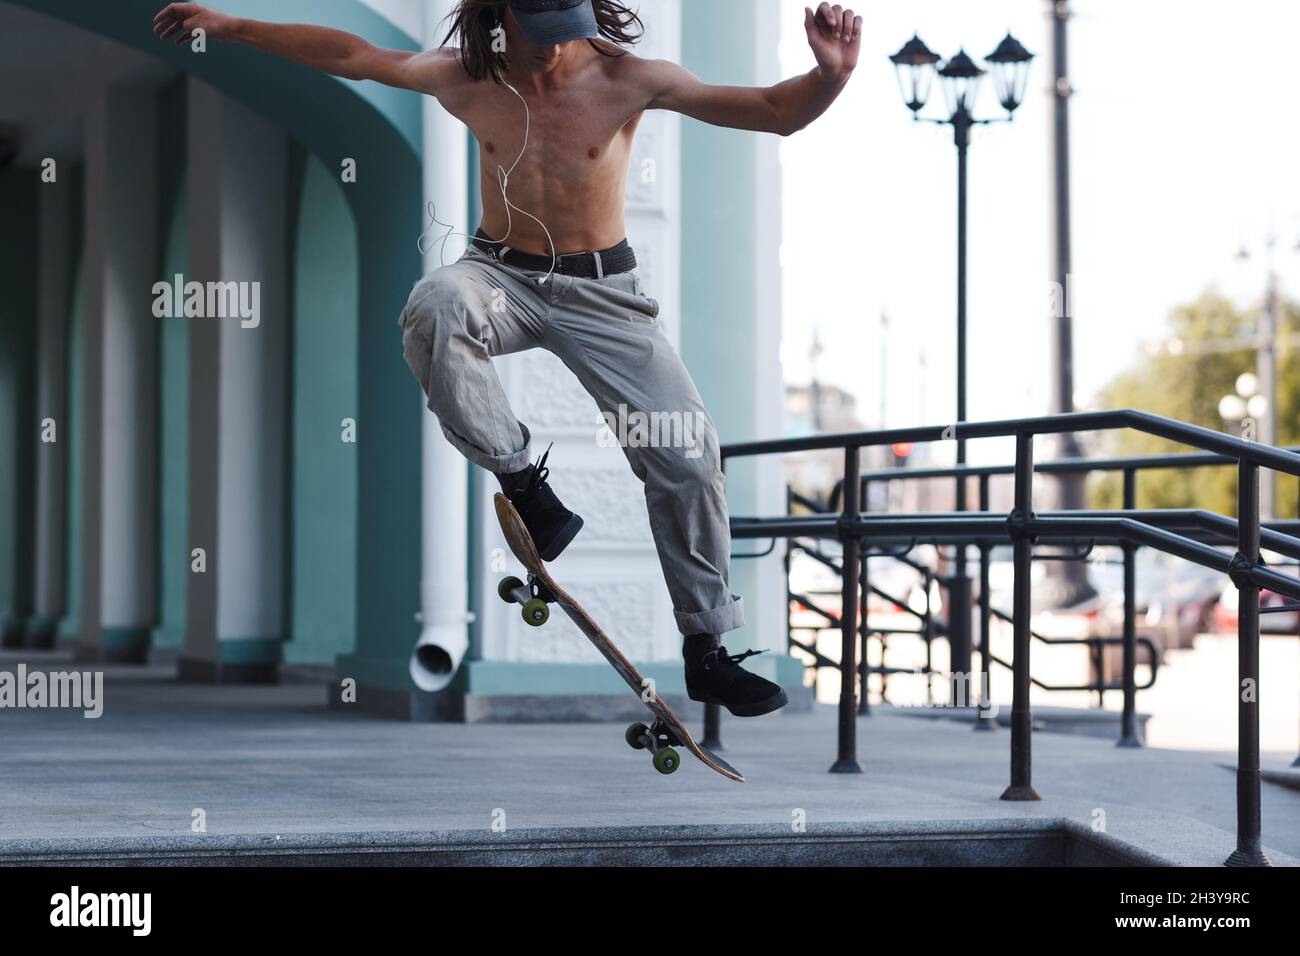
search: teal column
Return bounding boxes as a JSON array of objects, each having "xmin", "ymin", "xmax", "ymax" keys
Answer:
[
  {"xmin": 332, "ymin": 156, "xmax": 424, "ymax": 706},
  {"xmin": 682, "ymin": 0, "xmax": 766, "ymax": 552},
  {"xmin": 681, "ymin": 1, "xmax": 764, "ymax": 495},
  {"xmin": 58, "ymin": 211, "xmax": 86, "ymax": 646},
  {"xmin": 288, "ymin": 154, "xmax": 359, "ymax": 665},
  {"xmin": 28, "ymin": 171, "xmax": 78, "ymax": 649},
  {"xmin": 154, "ymin": 80, "xmax": 189, "ymax": 651},
  {"xmin": 0, "ymin": 171, "xmax": 39, "ymax": 648}
]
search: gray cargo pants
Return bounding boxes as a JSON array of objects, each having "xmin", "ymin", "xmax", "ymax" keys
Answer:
[{"xmin": 399, "ymin": 245, "xmax": 744, "ymax": 637}]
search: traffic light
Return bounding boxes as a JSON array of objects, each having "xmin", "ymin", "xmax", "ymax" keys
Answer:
[{"xmin": 891, "ymin": 441, "xmax": 912, "ymax": 468}]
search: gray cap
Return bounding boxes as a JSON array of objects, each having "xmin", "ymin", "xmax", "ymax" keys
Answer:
[{"xmin": 508, "ymin": 0, "xmax": 599, "ymax": 46}]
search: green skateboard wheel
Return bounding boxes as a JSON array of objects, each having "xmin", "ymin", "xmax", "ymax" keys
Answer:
[
  {"xmin": 497, "ymin": 576, "xmax": 525, "ymax": 603},
  {"xmin": 625, "ymin": 722, "xmax": 649, "ymax": 750},
  {"xmin": 521, "ymin": 598, "xmax": 549, "ymax": 627},
  {"xmin": 653, "ymin": 747, "xmax": 680, "ymax": 775}
]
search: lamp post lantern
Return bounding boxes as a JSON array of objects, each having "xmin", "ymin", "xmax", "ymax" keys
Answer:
[
  {"xmin": 986, "ymin": 33, "xmax": 1035, "ymax": 113},
  {"xmin": 889, "ymin": 34, "xmax": 940, "ymax": 114},
  {"xmin": 889, "ymin": 29, "xmax": 1034, "ymax": 691}
]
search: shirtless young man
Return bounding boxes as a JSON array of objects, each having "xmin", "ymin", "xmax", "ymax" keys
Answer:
[{"xmin": 153, "ymin": 0, "xmax": 861, "ymax": 717}]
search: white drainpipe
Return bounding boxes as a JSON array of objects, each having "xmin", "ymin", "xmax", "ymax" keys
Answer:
[{"xmin": 410, "ymin": 0, "xmax": 474, "ymax": 691}]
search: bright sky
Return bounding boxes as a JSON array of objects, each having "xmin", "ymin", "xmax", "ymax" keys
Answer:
[{"xmin": 779, "ymin": 0, "xmax": 1300, "ymax": 460}]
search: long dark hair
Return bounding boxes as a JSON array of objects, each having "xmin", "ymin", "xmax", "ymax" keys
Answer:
[{"xmin": 441, "ymin": 0, "xmax": 644, "ymax": 84}]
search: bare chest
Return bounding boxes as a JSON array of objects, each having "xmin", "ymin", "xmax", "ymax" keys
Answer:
[{"xmin": 463, "ymin": 84, "xmax": 642, "ymax": 187}]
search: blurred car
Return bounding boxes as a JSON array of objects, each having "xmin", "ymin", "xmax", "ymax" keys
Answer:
[
  {"xmin": 990, "ymin": 547, "xmax": 1227, "ymax": 664},
  {"xmin": 1159, "ymin": 558, "xmax": 1229, "ymax": 648},
  {"xmin": 1212, "ymin": 563, "xmax": 1300, "ymax": 635}
]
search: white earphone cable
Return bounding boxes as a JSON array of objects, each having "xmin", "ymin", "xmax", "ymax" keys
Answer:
[{"xmin": 417, "ymin": 79, "xmax": 558, "ymax": 286}]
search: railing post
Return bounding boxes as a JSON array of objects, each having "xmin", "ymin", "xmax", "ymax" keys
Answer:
[
  {"xmin": 947, "ymin": 569, "xmax": 973, "ymax": 707},
  {"xmin": 830, "ymin": 445, "xmax": 863, "ymax": 773},
  {"xmin": 1225, "ymin": 461, "xmax": 1269, "ymax": 866},
  {"xmin": 924, "ymin": 569, "xmax": 935, "ymax": 705},
  {"xmin": 858, "ymin": 555, "xmax": 871, "ymax": 716},
  {"xmin": 1001, "ymin": 432, "xmax": 1041, "ymax": 801},
  {"xmin": 859, "ymin": 478, "xmax": 871, "ymax": 716},
  {"xmin": 1118, "ymin": 467, "xmax": 1142, "ymax": 747},
  {"xmin": 704, "ymin": 456, "xmax": 727, "ymax": 751},
  {"xmin": 975, "ymin": 473, "xmax": 995, "ymax": 731},
  {"xmin": 1092, "ymin": 641, "xmax": 1104, "ymax": 707},
  {"xmin": 784, "ymin": 487, "xmax": 793, "ymax": 674},
  {"xmin": 1294, "ymin": 479, "xmax": 1300, "ymax": 769},
  {"xmin": 702, "ymin": 699, "xmax": 721, "ymax": 751},
  {"xmin": 949, "ymin": 469, "xmax": 974, "ymax": 704},
  {"xmin": 880, "ymin": 633, "xmax": 891, "ymax": 704}
]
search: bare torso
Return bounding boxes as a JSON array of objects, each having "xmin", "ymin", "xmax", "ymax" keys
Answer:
[{"xmin": 433, "ymin": 42, "xmax": 645, "ymax": 256}]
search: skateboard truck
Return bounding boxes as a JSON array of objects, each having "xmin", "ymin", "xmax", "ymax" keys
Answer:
[
  {"xmin": 497, "ymin": 574, "xmax": 555, "ymax": 627},
  {"xmin": 624, "ymin": 719, "xmax": 684, "ymax": 775}
]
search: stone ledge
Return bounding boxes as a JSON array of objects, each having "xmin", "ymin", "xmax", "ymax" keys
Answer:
[{"xmin": 0, "ymin": 818, "xmax": 1170, "ymax": 868}]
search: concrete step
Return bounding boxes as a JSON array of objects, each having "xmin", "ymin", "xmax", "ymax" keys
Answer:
[{"xmin": 0, "ymin": 819, "xmax": 1170, "ymax": 867}]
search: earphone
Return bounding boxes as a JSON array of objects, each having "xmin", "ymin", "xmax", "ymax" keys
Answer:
[{"xmin": 418, "ymin": 75, "xmax": 559, "ymax": 287}]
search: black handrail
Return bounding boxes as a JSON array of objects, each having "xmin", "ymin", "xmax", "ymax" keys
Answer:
[
  {"xmin": 717, "ymin": 408, "xmax": 1300, "ymax": 867},
  {"xmin": 824, "ymin": 444, "xmax": 1300, "ymax": 511},
  {"xmin": 725, "ymin": 409, "xmax": 1300, "ymax": 476}
]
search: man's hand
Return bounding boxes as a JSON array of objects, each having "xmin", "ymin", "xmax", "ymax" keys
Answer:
[
  {"xmin": 643, "ymin": 3, "xmax": 860, "ymax": 136},
  {"xmin": 806, "ymin": 4, "xmax": 862, "ymax": 80},
  {"xmin": 154, "ymin": 3, "xmax": 239, "ymax": 45}
]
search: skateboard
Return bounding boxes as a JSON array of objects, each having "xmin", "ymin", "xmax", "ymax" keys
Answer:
[{"xmin": 493, "ymin": 493, "xmax": 744, "ymax": 782}]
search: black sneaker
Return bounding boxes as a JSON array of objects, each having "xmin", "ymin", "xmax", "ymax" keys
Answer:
[
  {"xmin": 685, "ymin": 641, "xmax": 789, "ymax": 717},
  {"xmin": 498, "ymin": 445, "xmax": 584, "ymax": 562}
]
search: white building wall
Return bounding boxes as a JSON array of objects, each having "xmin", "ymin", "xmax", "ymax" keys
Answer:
[
  {"xmin": 184, "ymin": 80, "xmax": 290, "ymax": 655},
  {"xmin": 85, "ymin": 82, "xmax": 159, "ymax": 638},
  {"xmin": 476, "ymin": 0, "xmax": 685, "ymax": 667},
  {"xmin": 212, "ymin": 105, "xmax": 290, "ymax": 643}
]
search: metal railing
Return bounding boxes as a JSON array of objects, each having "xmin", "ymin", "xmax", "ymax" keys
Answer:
[
  {"xmin": 717, "ymin": 409, "xmax": 1300, "ymax": 867},
  {"xmin": 790, "ymin": 444, "xmax": 1300, "ymax": 734},
  {"xmin": 786, "ymin": 539, "xmax": 1161, "ymax": 708}
]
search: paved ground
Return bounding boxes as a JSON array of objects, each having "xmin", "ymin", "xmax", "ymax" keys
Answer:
[{"xmin": 2, "ymin": 649, "xmax": 1298, "ymax": 865}]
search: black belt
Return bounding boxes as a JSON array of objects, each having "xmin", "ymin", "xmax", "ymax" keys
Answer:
[{"xmin": 473, "ymin": 230, "xmax": 637, "ymax": 278}]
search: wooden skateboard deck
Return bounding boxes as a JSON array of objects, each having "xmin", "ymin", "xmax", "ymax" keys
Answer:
[{"xmin": 493, "ymin": 493, "xmax": 744, "ymax": 782}]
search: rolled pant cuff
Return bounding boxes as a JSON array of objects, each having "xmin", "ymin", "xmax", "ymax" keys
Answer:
[
  {"xmin": 438, "ymin": 420, "xmax": 534, "ymax": 474},
  {"xmin": 674, "ymin": 594, "xmax": 745, "ymax": 637}
]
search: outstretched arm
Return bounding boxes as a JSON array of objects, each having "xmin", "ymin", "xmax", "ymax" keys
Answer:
[
  {"xmin": 642, "ymin": 3, "xmax": 861, "ymax": 136},
  {"xmin": 153, "ymin": 2, "xmax": 450, "ymax": 95}
]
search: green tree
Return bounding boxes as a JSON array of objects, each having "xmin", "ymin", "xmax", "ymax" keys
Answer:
[{"xmin": 1090, "ymin": 288, "xmax": 1299, "ymax": 519}]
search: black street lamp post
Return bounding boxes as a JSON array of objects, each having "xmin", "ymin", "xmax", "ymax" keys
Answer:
[
  {"xmin": 1041, "ymin": 0, "xmax": 1098, "ymax": 611},
  {"xmin": 890, "ymin": 32, "xmax": 1034, "ymax": 697}
]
